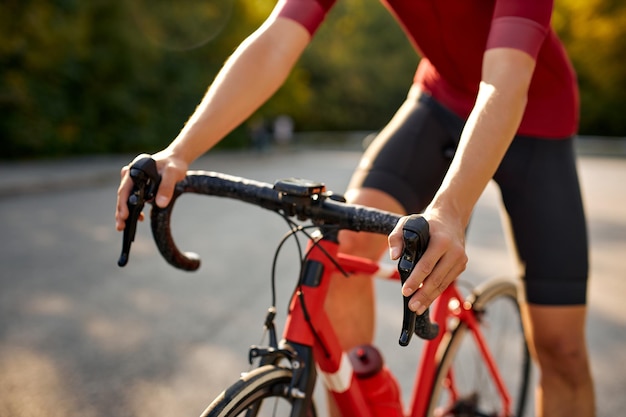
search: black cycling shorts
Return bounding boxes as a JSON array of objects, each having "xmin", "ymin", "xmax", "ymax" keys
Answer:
[{"xmin": 349, "ymin": 90, "xmax": 589, "ymax": 305}]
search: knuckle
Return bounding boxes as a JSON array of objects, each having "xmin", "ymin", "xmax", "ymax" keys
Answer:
[
  {"xmin": 434, "ymin": 276, "xmax": 448, "ymax": 293},
  {"xmin": 387, "ymin": 231, "xmax": 398, "ymax": 245},
  {"xmin": 448, "ymin": 245, "xmax": 468, "ymax": 269},
  {"xmin": 406, "ymin": 275, "xmax": 423, "ymax": 291},
  {"xmin": 459, "ymin": 256, "xmax": 468, "ymax": 272},
  {"xmin": 420, "ymin": 273, "xmax": 450, "ymax": 302},
  {"xmin": 425, "ymin": 276, "xmax": 445, "ymax": 296},
  {"xmin": 458, "ymin": 254, "xmax": 468, "ymax": 273},
  {"xmin": 415, "ymin": 290, "xmax": 434, "ymax": 309},
  {"xmin": 417, "ymin": 260, "xmax": 434, "ymax": 276}
]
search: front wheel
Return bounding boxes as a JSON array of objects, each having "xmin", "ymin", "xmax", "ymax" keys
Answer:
[
  {"xmin": 201, "ymin": 365, "xmax": 317, "ymax": 417},
  {"xmin": 427, "ymin": 279, "xmax": 532, "ymax": 417}
]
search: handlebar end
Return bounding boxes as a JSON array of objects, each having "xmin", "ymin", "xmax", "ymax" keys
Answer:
[
  {"xmin": 118, "ymin": 254, "xmax": 129, "ymax": 267},
  {"xmin": 178, "ymin": 251, "xmax": 201, "ymax": 271},
  {"xmin": 414, "ymin": 310, "xmax": 440, "ymax": 340},
  {"xmin": 398, "ymin": 329, "xmax": 411, "ymax": 347}
]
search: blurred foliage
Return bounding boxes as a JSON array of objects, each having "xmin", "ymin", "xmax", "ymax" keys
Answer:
[
  {"xmin": 0, "ymin": 0, "xmax": 624, "ymax": 159},
  {"xmin": 553, "ymin": 0, "xmax": 626, "ymax": 136}
]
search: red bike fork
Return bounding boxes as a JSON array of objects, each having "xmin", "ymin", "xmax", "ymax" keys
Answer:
[{"xmin": 462, "ymin": 303, "xmax": 513, "ymax": 415}]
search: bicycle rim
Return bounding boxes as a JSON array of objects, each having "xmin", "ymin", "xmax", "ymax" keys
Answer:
[
  {"xmin": 427, "ymin": 279, "xmax": 531, "ymax": 417},
  {"xmin": 201, "ymin": 365, "xmax": 317, "ymax": 417}
]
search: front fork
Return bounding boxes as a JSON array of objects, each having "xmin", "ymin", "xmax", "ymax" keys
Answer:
[
  {"xmin": 247, "ymin": 231, "xmax": 341, "ymax": 417},
  {"xmin": 249, "ymin": 307, "xmax": 317, "ymax": 415}
]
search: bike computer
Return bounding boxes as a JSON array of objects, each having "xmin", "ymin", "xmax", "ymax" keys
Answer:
[{"xmin": 273, "ymin": 178, "xmax": 326, "ymax": 197}]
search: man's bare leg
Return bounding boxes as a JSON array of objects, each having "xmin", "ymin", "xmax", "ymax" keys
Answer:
[
  {"xmin": 324, "ymin": 188, "xmax": 405, "ymax": 417},
  {"xmin": 522, "ymin": 304, "xmax": 595, "ymax": 417}
]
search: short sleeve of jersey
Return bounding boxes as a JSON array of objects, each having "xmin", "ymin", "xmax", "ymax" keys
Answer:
[
  {"xmin": 274, "ymin": 0, "xmax": 336, "ymax": 35},
  {"xmin": 486, "ymin": 0, "xmax": 554, "ymax": 59}
]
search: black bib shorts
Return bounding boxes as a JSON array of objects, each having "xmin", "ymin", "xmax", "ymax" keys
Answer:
[{"xmin": 350, "ymin": 91, "xmax": 589, "ymax": 305}]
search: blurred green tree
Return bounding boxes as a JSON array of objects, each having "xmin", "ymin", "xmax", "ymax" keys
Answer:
[
  {"xmin": 0, "ymin": 0, "xmax": 624, "ymax": 159},
  {"xmin": 553, "ymin": 0, "xmax": 626, "ymax": 136},
  {"xmin": 0, "ymin": 0, "xmax": 267, "ymax": 158}
]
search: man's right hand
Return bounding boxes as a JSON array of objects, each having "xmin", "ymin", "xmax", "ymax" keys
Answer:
[{"xmin": 115, "ymin": 151, "xmax": 189, "ymax": 231}]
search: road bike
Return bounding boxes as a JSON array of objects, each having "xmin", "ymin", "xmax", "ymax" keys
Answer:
[{"xmin": 118, "ymin": 156, "xmax": 531, "ymax": 417}]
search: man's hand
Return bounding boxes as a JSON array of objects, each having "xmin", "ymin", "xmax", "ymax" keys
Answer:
[
  {"xmin": 388, "ymin": 209, "xmax": 468, "ymax": 314},
  {"xmin": 115, "ymin": 152, "xmax": 188, "ymax": 231}
]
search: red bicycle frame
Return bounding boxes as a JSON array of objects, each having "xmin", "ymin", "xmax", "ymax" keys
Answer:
[
  {"xmin": 122, "ymin": 160, "xmax": 524, "ymax": 417},
  {"xmin": 408, "ymin": 284, "xmax": 513, "ymax": 416},
  {"xmin": 281, "ymin": 233, "xmax": 514, "ymax": 417}
]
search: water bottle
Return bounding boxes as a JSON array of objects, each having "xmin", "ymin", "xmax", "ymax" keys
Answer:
[{"xmin": 348, "ymin": 344, "xmax": 403, "ymax": 417}]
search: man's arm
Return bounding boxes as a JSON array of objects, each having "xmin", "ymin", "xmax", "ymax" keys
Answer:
[
  {"xmin": 116, "ymin": 17, "xmax": 310, "ymax": 230},
  {"xmin": 390, "ymin": 47, "xmax": 537, "ymax": 313},
  {"xmin": 166, "ymin": 17, "xmax": 311, "ymax": 166},
  {"xmin": 430, "ymin": 47, "xmax": 536, "ymax": 226}
]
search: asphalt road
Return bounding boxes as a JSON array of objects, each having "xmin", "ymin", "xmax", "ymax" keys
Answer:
[{"xmin": 0, "ymin": 148, "xmax": 624, "ymax": 417}]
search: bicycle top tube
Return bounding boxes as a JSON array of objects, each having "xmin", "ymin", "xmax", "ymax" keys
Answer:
[{"xmin": 150, "ymin": 170, "xmax": 402, "ymax": 271}]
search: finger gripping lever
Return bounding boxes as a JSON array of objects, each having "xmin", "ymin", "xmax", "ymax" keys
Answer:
[
  {"xmin": 118, "ymin": 156, "xmax": 161, "ymax": 267},
  {"xmin": 397, "ymin": 215, "xmax": 439, "ymax": 346}
]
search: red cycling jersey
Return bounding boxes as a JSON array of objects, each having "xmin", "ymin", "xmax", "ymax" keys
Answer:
[{"xmin": 275, "ymin": 0, "xmax": 578, "ymax": 138}]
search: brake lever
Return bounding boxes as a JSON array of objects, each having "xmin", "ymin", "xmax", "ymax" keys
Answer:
[
  {"xmin": 118, "ymin": 156, "xmax": 161, "ymax": 267},
  {"xmin": 397, "ymin": 215, "xmax": 439, "ymax": 346}
]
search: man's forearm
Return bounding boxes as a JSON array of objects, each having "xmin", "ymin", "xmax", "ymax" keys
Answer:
[
  {"xmin": 167, "ymin": 18, "xmax": 310, "ymax": 164},
  {"xmin": 428, "ymin": 48, "xmax": 536, "ymax": 225}
]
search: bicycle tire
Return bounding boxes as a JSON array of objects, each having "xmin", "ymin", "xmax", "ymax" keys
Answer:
[
  {"xmin": 427, "ymin": 279, "xmax": 532, "ymax": 417},
  {"xmin": 201, "ymin": 365, "xmax": 317, "ymax": 417}
]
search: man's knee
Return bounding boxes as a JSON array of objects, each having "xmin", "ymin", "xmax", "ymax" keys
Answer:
[
  {"xmin": 534, "ymin": 335, "xmax": 590, "ymax": 383},
  {"xmin": 338, "ymin": 229, "xmax": 387, "ymax": 260},
  {"xmin": 525, "ymin": 304, "xmax": 592, "ymax": 385}
]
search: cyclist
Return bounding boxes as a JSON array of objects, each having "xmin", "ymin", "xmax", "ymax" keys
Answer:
[{"xmin": 116, "ymin": 1, "xmax": 594, "ymax": 416}]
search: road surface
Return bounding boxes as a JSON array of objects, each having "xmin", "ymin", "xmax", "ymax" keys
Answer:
[{"xmin": 0, "ymin": 149, "xmax": 624, "ymax": 416}]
